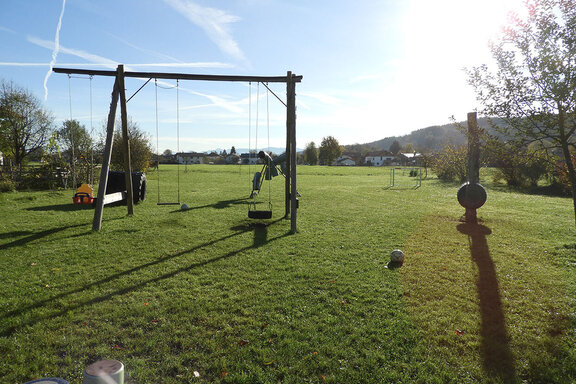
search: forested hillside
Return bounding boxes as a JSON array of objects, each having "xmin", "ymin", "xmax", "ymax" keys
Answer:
[{"xmin": 344, "ymin": 117, "xmax": 503, "ymax": 154}]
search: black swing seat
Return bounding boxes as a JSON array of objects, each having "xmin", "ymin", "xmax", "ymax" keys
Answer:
[{"xmin": 248, "ymin": 210, "xmax": 272, "ymax": 219}]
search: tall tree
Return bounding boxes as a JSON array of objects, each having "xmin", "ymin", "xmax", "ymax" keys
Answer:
[
  {"xmin": 319, "ymin": 136, "xmax": 342, "ymax": 166},
  {"xmin": 58, "ymin": 120, "xmax": 93, "ymax": 160},
  {"xmin": 389, "ymin": 140, "xmax": 401, "ymax": 155},
  {"xmin": 403, "ymin": 143, "xmax": 415, "ymax": 153},
  {"xmin": 0, "ymin": 81, "xmax": 53, "ymax": 169},
  {"xmin": 303, "ymin": 141, "xmax": 319, "ymax": 165},
  {"xmin": 58, "ymin": 119, "xmax": 93, "ymax": 186},
  {"xmin": 467, "ymin": 0, "xmax": 576, "ymax": 225}
]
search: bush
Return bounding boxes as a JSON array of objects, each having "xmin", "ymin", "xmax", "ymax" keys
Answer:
[
  {"xmin": 556, "ymin": 155, "xmax": 576, "ymax": 196},
  {"xmin": 0, "ymin": 178, "xmax": 15, "ymax": 192},
  {"xmin": 431, "ymin": 144, "xmax": 467, "ymax": 182},
  {"xmin": 110, "ymin": 118, "xmax": 153, "ymax": 172},
  {"xmin": 487, "ymin": 141, "xmax": 554, "ymax": 188}
]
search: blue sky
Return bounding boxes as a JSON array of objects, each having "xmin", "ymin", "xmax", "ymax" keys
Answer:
[{"xmin": 0, "ymin": 0, "xmax": 525, "ymax": 153}]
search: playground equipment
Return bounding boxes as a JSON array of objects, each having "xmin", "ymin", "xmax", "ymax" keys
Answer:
[
  {"xmin": 458, "ymin": 112, "xmax": 487, "ymax": 223},
  {"xmin": 248, "ymin": 151, "xmax": 289, "ymax": 219},
  {"xmin": 389, "ymin": 167, "xmax": 422, "ymax": 188},
  {"xmin": 155, "ymin": 78, "xmax": 181, "ymax": 206},
  {"xmin": 54, "ymin": 65, "xmax": 302, "ymax": 233},
  {"xmin": 66, "ymin": 74, "xmax": 97, "ymax": 188},
  {"xmin": 73, "ymin": 183, "xmax": 94, "ymax": 205},
  {"xmin": 91, "ymin": 171, "xmax": 147, "ymax": 207}
]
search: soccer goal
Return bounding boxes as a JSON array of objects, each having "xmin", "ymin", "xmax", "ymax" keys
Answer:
[{"xmin": 389, "ymin": 167, "xmax": 422, "ymax": 189}]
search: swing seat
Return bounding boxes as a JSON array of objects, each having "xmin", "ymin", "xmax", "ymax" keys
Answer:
[
  {"xmin": 73, "ymin": 192, "xmax": 94, "ymax": 205},
  {"xmin": 248, "ymin": 210, "xmax": 272, "ymax": 220}
]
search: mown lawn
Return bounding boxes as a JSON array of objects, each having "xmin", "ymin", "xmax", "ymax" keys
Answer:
[{"xmin": 0, "ymin": 165, "xmax": 575, "ymax": 383}]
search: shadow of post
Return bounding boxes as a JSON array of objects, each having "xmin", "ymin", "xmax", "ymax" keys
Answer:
[
  {"xmin": 253, "ymin": 223, "xmax": 268, "ymax": 247},
  {"xmin": 457, "ymin": 222, "xmax": 517, "ymax": 382}
]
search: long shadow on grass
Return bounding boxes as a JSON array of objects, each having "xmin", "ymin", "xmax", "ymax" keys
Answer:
[
  {"xmin": 26, "ymin": 203, "xmax": 94, "ymax": 212},
  {"xmin": 168, "ymin": 198, "xmax": 247, "ymax": 213},
  {"xmin": 0, "ymin": 216, "xmax": 125, "ymax": 251},
  {"xmin": 0, "ymin": 224, "xmax": 89, "ymax": 251},
  {"xmin": 458, "ymin": 222, "xmax": 518, "ymax": 382},
  {"xmin": 0, "ymin": 219, "xmax": 287, "ymax": 337}
]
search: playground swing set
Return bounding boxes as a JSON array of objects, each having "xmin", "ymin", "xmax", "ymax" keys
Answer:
[
  {"xmin": 63, "ymin": 73, "xmax": 99, "ymax": 205},
  {"xmin": 154, "ymin": 78, "xmax": 181, "ymax": 207},
  {"xmin": 53, "ymin": 65, "xmax": 302, "ymax": 233},
  {"xmin": 245, "ymin": 81, "xmax": 289, "ymax": 220},
  {"xmin": 248, "ymin": 150, "xmax": 289, "ymax": 219}
]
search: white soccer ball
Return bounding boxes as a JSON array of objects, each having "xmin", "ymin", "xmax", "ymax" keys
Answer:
[
  {"xmin": 390, "ymin": 249, "xmax": 405, "ymax": 263},
  {"xmin": 181, "ymin": 203, "xmax": 189, "ymax": 211}
]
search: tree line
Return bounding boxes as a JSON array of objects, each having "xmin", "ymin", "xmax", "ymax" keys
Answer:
[{"xmin": 0, "ymin": 80, "xmax": 153, "ymax": 191}]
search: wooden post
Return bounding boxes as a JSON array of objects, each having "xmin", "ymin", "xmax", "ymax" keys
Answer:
[
  {"xmin": 117, "ymin": 65, "xmax": 134, "ymax": 215},
  {"xmin": 466, "ymin": 112, "xmax": 481, "ymax": 222},
  {"xmin": 284, "ymin": 86, "xmax": 291, "ymax": 220},
  {"xmin": 287, "ymin": 72, "xmax": 298, "ymax": 233},
  {"xmin": 92, "ymin": 80, "xmax": 120, "ymax": 231},
  {"xmin": 467, "ymin": 112, "xmax": 480, "ymax": 185}
]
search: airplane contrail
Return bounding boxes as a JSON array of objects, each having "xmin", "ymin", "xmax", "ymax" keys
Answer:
[{"xmin": 43, "ymin": 0, "xmax": 67, "ymax": 100}]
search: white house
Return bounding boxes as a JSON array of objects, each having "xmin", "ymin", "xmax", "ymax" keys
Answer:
[
  {"xmin": 335, "ymin": 155, "xmax": 356, "ymax": 166},
  {"xmin": 176, "ymin": 152, "xmax": 205, "ymax": 164},
  {"xmin": 365, "ymin": 151, "xmax": 395, "ymax": 166},
  {"xmin": 240, "ymin": 153, "xmax": 260, "ymax": 165},
  {"xmin": 225, "ymin": 154, "xmax": 240, "ymax": 164},
  {"xmin": 399, "ymin": 152, "xmax": 423, "ymax": 165}
]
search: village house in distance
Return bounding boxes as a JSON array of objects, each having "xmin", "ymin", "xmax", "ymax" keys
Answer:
[
  {"xmin": 161, "ymin": 150, "xmax": 422, "ymax": 167},
  {"xmin": 334, "ymin": 151, "xmax": 422, "ymax": 166}
]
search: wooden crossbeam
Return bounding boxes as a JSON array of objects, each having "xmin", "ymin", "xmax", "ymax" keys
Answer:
[{"xmin": 53, "ymin": 67, "xmax": 302, "ymax": 83}]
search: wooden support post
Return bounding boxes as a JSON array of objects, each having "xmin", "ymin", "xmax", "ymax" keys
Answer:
[
  {"xmin": 467, "ymin": 112, "xmax": 480, "ymax": 185},
  {"xmin": 284, "ymin": 94, "xmax": 291, "ymax": 219},
  {"xmin": 117, "ymin": 65, "xmax": 134, "ymax": 215},
  {"xmin": 92, "ymin": 80, "xmax": 120, "ymax": 231},
  {"xmin": 287, "ymin": 72, "xmax": 298, "ymax": 234},
  {"xmin": 466, "ymin": 112, "xmax": 481, "ymax": 223}
]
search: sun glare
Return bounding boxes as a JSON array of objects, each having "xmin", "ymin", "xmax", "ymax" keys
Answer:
[{"xmin": 402, "ymin": 0, "xmax": 527, "ymax": 64}]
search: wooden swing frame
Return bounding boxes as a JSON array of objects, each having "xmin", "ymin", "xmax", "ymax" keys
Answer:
[{"xmin": 53, "ymin": 65, "xmax": 302, "ymax": 233}]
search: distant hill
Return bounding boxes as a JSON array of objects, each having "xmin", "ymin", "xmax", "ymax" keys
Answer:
[{"xmin": 344, "ymin": 117, "xmax": 503, "ymax": 154}]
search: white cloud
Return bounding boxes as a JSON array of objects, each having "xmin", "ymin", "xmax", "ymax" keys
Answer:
[
  {"xmin": 300, "ymin": 92, "xmax": 344, "ymax": 107},
  {"xmin": 28, "ymin": 36, "xmax": 119, "ymax": 69},
  {"xmin": 0, "ymin": 61, "xmax": 234, "ymax": 69},
  {"xmin": 349, "ymin": 74, "xmax": 383, "ymax": 84},
  {"xmin": 126, "ymin": 62, "xmax": 234, "ymax": 69},
  {"xmin": 163, "ymin": 0, "xmax": 247, "ymax": 64},
  {"xmin": 0, "ymin": 62, "xmax": 50, "ymax": 66},
  {"xmin": 0, "ymin": 25, "xmax": 16, "ymax": 34},
  {"xmin": 43, "ymin": 0, "xmax": 67, "ymax": 100}
]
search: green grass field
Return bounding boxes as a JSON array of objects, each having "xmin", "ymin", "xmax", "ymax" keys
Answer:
[{"xmin": 1, "ymin": 165, "xmax": 575, "ymax": 383}]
